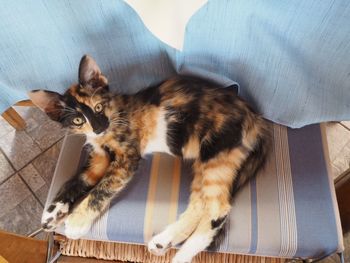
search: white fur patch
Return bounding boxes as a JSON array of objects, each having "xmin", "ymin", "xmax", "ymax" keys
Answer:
[
  {"xmin": 64, "ymin": 210, "xmax": 94, "ymax": 240},
  {"xmin": 172, "ymin": 234, "xmax": 212, "ymax": 263},
  {"xmin": 41, "ymin": 201, "xmax": 69, "ymax": 231},
  {"xmin": 85, "ymin": 134, "xmax": 104, "ymax": 154},
  {"xmin": 148, "ymin": 229, "xmax": 173, "ymax": 256},
  {"xmin": 64, "ymin": 216, "xmax": 92, "ymax": 240},
  {"xmin": 42, "ymin": 202, "xmax": 68, "ymax": 224},
  {"xmin": 143, "ymin": 110, "xmax": 172, "ymax": 156}
]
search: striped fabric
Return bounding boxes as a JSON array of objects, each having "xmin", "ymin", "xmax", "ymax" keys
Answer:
[{"xmin": 49, "ymin": 123, "xmax": 343, "ymax": 259}]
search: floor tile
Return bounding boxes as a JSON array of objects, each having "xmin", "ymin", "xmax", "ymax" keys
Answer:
[
  {"xmin": 13, "ymin": 106, "xmax": 48, "ymax": 133},
  {"xmin": 19, "ymin": 164, "xmax": 45, "ymax": 192},
  {"xmin": 13, "ymin": 106, "xmax": 66, "ymax": 151},
  {"xmin": 33, "ymin": 231, "xmax": 49, "ymax": 240},
  {"xmin": 320, "ymin": 256, "xmax": 337, "ymax": 263},
  {"xmin": 0, "ymin": 194, "xmax": 43, "ymax": 235},
  {"xmin": 0, "ymin": 116, "xmax": 15, "ymax": 138},
  {"xmin": 0, "ymin": 150, "xmax": 15, "ymax": 184},
  {"xmin": 0, "ymin": 174, "xmax": 32, "ymax": 218},
  {"xmin": 32, "ymin": 140, "xmax": 63, "ymax": 185},
  {"xmin": 0, "ymin": 130, "xmax": 42, "ymax": 170},
  {"xmin": 35, "ymin": 184, "xmax": 50, "ymax": 206},
  {"xmin": 341, "ymin": 121, "xmax": 350, "ymax": 130},
  {"xmin": 320, "ymin": 231, "xmax": 350, "ymax": 263},
  {"xmin": 27, "ymin": 120, "xmax": 66, "ymax": 151},
  {"xmin": 332, "ymin": 142, "xmax": 350, "ymax": 178},
  {"xmin": 325, "ymin": 123, "xmax": 350, "ymax": 162},
  {"xmin": 325, "ymin": 123, "xmax": 350, "ymax": 178}
]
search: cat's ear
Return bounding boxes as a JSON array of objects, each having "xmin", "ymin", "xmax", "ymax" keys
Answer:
[
  {"xmin": 78, "ymin": 55, "xmax": 108, "ymax": 88},
  {"xmin": 28, "ymin": 90, "xmax": 65, "ymax": 121}
]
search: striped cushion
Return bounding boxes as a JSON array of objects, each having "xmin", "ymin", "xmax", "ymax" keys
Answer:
[{"xmin": 48, "ymin": 124, "xmax": 343, "ymax": 259}]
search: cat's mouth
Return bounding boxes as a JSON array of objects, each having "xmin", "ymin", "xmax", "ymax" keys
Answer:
[{"xmin": 85, "ymin": 130, "xmax": 107, "ymax": 139}]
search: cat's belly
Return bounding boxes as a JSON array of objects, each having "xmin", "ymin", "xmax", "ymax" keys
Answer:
[{"xmin": 142, "ymin": 109, "xmax": 173, "ymax": 156}]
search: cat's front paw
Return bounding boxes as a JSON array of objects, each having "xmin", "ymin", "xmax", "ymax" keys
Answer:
[
  {"xmin": 64, "ymin": 211, "xmax": 93, "ymax": 240},
  {"xmin": 41, "ymin": 201, "xmax": 69, "ymax": 231},
  {"xmin": 148, "ymin": 230, "xmax": 173, "ymax": 256}
]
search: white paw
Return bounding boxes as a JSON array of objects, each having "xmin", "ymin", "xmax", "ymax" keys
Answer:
[
  {"xmin": 148, "ymin": 230, "xmax": 173, "ymax": 256},
  {"xmin": 64, "ymin": 212, "xmax": 93, "ymax": 240},
  {"xmin": 41, "ymin": 201, "xmax": 69, "ymax": 231},
  {"xmin": 172, "ymin": 234, "xmax": 210, "ymax": 263}
]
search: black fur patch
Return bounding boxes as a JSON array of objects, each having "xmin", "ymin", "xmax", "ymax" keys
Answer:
[
  {"xmin": 60, "ymin": 93, "xmax": 109, "ymax": 133},
  {"xmin": 76, "ymin": 85, "xmax": 89, "ymax": 97},
  {"xmin": 63, "ymin": 93, "xmax": 79, "ymax": 109},
  {"xmin": 45, "ymin": 217, "xmax": 54, "ymax": 223},
  {"xmin": 207, "ymin": 221, "xmax": 228, "ymax": 251},
  {"xmin": 59, "ymin": 94, "xmax": 80, "ymax": 126},
  {"xmin": 79, "ymin": 144, "xmax": 94, "ymax": 172},
  {"xmin": 116, "ymin": 134, "xmax": 126, "ymax": 143},
  {"xmin": 211, "ymin": 215, "xmax": 227, "ymax": 229},
  {"xmin": 53, "ymin": 144, "xmax": 95, "ymax": 206},
  {"xmin": 79, "ymin": 102, "xmax": 109, "ymax": 134},
  {"xmin": 200, "ymin": 117, "xmax": 243, "ymax": 162},
  {"xmin": 103, "ymin": 145, "xmax": 116, "ymax": 162},
  {"xmin": 89, "ymin": 188, "xmax": 113, "ymax": 211},
  {"xmin": 231, "ymin": 135, "xmax": 268, "ymax": 197},
  {"xmin": 47, "ymin": 204, "xmax": 56, "ymax": 213},
  {"xmin": 136, "ymin": 84, "xmax": 162, "ymax": 106},
  {"xmin": 54, "ymin": 176, "xmax": 91, "ymax": 208},
  {"xmin": 166, "ymin": 102, "xmax": 200, "ymax": 156},
  {"xmin": 42, "ymin": 223, "xmax": 51, "ymax": 230}
]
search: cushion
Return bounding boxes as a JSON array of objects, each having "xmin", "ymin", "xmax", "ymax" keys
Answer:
[{"xmin": 47, "ymin": 123, "xmax": 343, "ymax": 259}]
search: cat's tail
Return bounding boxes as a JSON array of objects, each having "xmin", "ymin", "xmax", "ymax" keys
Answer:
[{"xmin": 231, "ymin": 116, "xmax": 271, "ymax": 197}]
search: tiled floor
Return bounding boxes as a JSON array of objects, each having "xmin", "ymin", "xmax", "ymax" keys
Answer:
[
  {"xmin": 0, "ymin": 106, "xmax": 349, "ymax": 262},
  {"xmin": 0, "ymin": 106, "xmax": 65, "ymax": 236},
  {"xmin": 326, "ymin": 121, "xmax": 350, "ymax": 179}
]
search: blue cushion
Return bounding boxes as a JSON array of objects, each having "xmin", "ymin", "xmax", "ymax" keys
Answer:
[{"xmin": 48, "ymin": 123, "xmax": 343, "ymax": 259}]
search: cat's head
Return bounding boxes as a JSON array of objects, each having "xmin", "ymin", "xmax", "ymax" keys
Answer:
[{"xmin": 29, "ymin": 55, "xmax": 113, "ymax": 137}]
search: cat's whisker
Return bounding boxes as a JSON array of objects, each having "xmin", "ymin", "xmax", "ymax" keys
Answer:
[
  {"xmin": 110, "ymin": 120, "xmax": 129, "ymax": 126},
  {"xmin": 109, "ymin": 121, "xmax": 130, "ymax": 127},
  {"xmin": 109, "ymin": 116, "xmax": 128, "ymax": 121},
  {"xmin": 64, "ymin": 106, "xmax": 77, "ymax": 113},
  {"xmin": 109, "ymin": 116, "xmax": 129, "ymax": 123},
  {"xmin": 62, "ymin": 111, "xmax": 75, "ymax": 116},
  {"xmin": 110, "ymin": 111, "xmax": 128, "ymax": 118}
]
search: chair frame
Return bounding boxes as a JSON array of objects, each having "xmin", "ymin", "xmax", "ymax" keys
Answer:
[{"xmin": 1, "ymin": 100, "xmax": 34, "ymax": 130}]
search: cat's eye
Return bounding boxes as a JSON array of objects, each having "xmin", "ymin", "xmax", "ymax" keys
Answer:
[
  {"xmin": 72, "ymin": 117, "xmax": 84, "ymax": 126},
  {"xmin": 95, "ymin": 103, "xmax": 104, "ymax": 113}
]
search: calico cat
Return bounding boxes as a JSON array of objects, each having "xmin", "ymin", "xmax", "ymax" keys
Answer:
[{"xmin": 29, "ymin": 55, "xmax": 270, "ymax": 263}]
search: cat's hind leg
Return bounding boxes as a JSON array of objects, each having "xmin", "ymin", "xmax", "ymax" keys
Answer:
[
  {"xmin": 172, "ymin": 149, "xmax": 247, "ymax": 263},
  {"xmin": 148, "ymin": 161, "xmax": 204, "ymax": 256}
]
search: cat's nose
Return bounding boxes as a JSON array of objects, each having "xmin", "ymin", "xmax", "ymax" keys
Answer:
[{"xmin": 92, "ymin": 116, "xmax": 109, "ymax": 134}]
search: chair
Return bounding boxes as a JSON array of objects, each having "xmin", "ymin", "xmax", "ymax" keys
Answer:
[{"xmin": 44, "ymin": 123, "xmax": 344, "ymax": 262}]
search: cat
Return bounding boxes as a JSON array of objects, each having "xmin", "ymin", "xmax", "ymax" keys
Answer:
[{"xmin": 29, "ymin": 55, "xmax": 270, "ymax": 263}]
